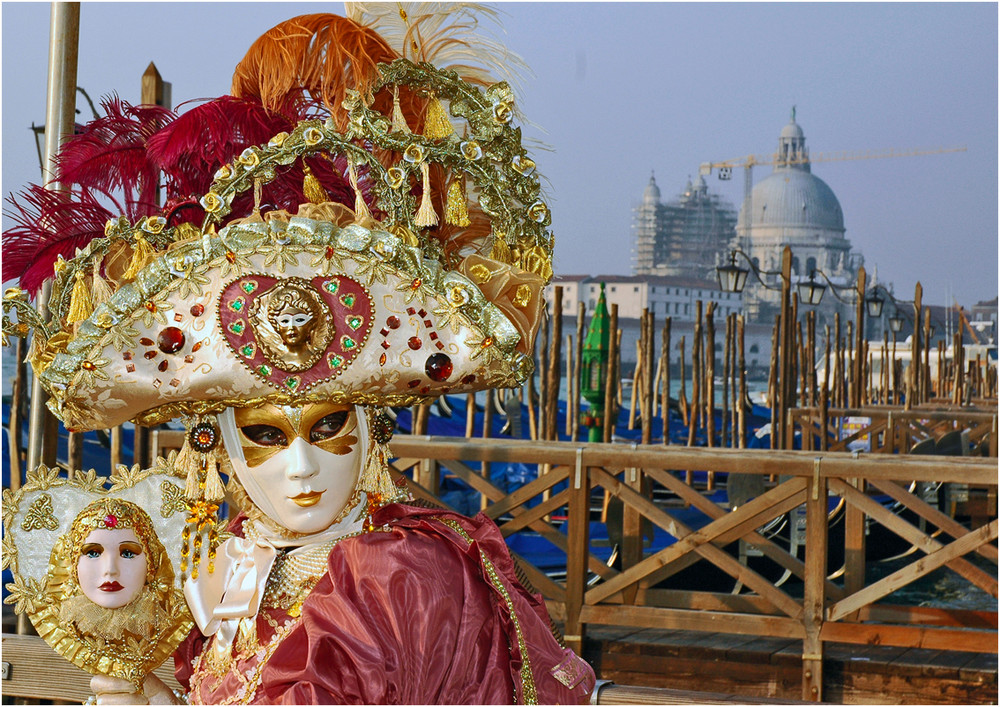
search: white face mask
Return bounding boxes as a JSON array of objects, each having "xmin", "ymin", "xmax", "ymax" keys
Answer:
[
  {"xmin": 219, "ymin": 404, "xmax": 367, "ymax": 536},
  {"xmin": 76, "ymin": 527, "xmax": 148, "ymax": 609}
]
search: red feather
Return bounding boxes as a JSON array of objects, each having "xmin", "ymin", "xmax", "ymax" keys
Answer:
[
  {"xmin": 147, "ymin": 96, "xmax": 297, "ymax": 200},
  {"xmin": 54, "ymin": 95, "xmax": 174, "ymax": 207},
  {"xmin": 3, "ymin": 186, "xmax": 120, "ymax": 295}
]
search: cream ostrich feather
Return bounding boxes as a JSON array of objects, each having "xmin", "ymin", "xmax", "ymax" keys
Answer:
[{"xmin": 344, "ymin": 2, "xmax": 530, "ymax": 90}]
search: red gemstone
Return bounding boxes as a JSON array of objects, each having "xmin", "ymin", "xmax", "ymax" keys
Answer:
[
  {"xmin": 461, "ymin": 374, "xmax": 476, "ymax": 385},
  {"xmin": 408, "ymin": 336, "xmax": 422, "ymax": 350},
  {"xmin": 158, "ymin": 327, "xmax": 186, "ymax": 354},
  {"xmin": 139, "ymin": 337, "xmax": 155, "ymax": 346},
  {"xmin": 425, "ymin": 353, "xmax": 453, "ymax": 382},
  {"xmin": 325, "ymin": 246, "xmax": 336, "ymax": 259},
  {"xmin": 158, "ymin": 360, "xmax": 169, "ymax": 372},
  {"xmin": 190, "ymin": 303, "xmax": 205, "ymax": 317},
  {"xmin": 379, "ymin": 352, "xmax": 387, "ymax": 366},
  {"xmin": 387, "ymin": 316, "xmax": 401, "ymax": 329},
  {"xmin": 104, "ymin": 514, "xmax": 118, "ymax": 528},
  {"xmin": 408, "ymin": 379, "xmax": 421, "ymax": 388},
  {"xmin": 156, "ymin": 327, "xmax": 185, "ymax": 353},
  {"xmin": 144, "ymin": 350, "xmax": 158, "ymax": 359}
]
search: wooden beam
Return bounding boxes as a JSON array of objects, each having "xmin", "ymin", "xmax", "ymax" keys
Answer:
[
  {"xmin": 867, "ymin": 477, "xmax": 998, "ymax": 563},
  {"xmin": 828, "ymin": 520, "xmax": 998, "ymax": 621},
  {"xmin": 586, "ymin": 470, "xmax": 805, "ymax": 618},
  {"xmin": 830, "ymin": 480, "xmax": 998, "ymax": 596},
  {"xmin": 820, "ymin": 621, "xmax": 998, "ymax": 654},
  {"xmin": 580, "ymin": 604, "xmax": 804, "ymax": 639},
  {"xmin": 801, "ymin": 472, "xmax": 827, "ymax": 702}
]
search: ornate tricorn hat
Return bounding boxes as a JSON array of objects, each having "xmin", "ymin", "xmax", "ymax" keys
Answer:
[{"xmin": 3, "ymin": 8, "xmax": 552, "ymax": 433}]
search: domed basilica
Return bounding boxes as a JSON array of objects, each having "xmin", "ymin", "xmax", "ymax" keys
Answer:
[{"xmin": 736, "ymin": 109, "xmax": 863, "ymax": 324}]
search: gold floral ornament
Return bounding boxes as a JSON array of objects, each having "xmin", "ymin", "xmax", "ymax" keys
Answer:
[
  {"xmin": 2, "ymin": 463, "xmax": 198, "ymax": 690},
  {"xmin": 21, "ymin": 493, "xmax": 58, "ymax": 531}
]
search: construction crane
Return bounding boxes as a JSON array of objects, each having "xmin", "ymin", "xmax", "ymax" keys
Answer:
[{"xmin": 699, "ymin": 145, "xmax": 967, "ymax": 245}]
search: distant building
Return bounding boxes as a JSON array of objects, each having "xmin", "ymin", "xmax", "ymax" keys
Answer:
[
  {"xmin": 736, "ymin": 109, "xmax": 863, "ymax": 328},
  {"xmin": 969, "ymin": 297, "xmax": 997, "ymax": 343},
  {"xmin": 632, "ymin": 174, "xmax": 737, "ymax": 281},
  {"xmin": 545, "ymin": 274, "xmax": 741, "ymax": 322},
  {"xmin": 543, "ymin": 274, "xmax": 771, "ymax": 372}
]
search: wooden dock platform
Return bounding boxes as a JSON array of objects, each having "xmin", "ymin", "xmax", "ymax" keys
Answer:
[{"xmin": 583, "ymin": 625, "xmax": 998, "ymax": 704}]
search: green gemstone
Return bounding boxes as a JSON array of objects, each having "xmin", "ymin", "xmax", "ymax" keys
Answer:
[
  {"xmin": 341, "ymin": 294, "xmax": 356, "ymax": 308},
  {"xmin": 285, "ymin": 377, "xmax": 299, "ymax": 390},
  {"xmin": 241, "ymin": 344, "xmax": 254, "ymax": 357},
  {"xmin": 230, "ymin": 322, "xmax": 245, "ymax": 334},
  {"xmin": 230, "ymin": 300, "xmax": 244, "ymax": 311},
  {"xmin": 324, "ymin": 280, "xmax": 340, "ymax": 294},
  {"xmin": 241, "ymin": 282, "xmax": 257, "ymax": 293},
  {"xmin": 328, "ymin": 354, "xmax": 344, "ymax": 368},
  {"xmin": 342, "ymin": 336, "xmax": 356, "ymax": 350},
  {"xmin": 258, "ymin": 364, "xmax": 271, "ymax": 376},
  {"xmin": 347, "ymin": 316, "xmax": 363, "ymax": 330}
]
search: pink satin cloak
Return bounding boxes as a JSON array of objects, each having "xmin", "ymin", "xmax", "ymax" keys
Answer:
[{"xmin": 176, "ymin": 504, "xmax": 595, "ymax": 704}]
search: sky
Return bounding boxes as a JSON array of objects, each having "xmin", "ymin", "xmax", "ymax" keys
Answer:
[{"xmin": 2, "ymin": 2, "xmax": 997, "ymax": 309}]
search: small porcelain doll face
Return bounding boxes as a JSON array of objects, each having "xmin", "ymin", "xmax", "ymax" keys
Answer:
[
  {"xmin": 76, "ymin": 527, "xmax": 148, "ymax": 609},
  {"xmin": 234, "ymin": 402, "xmax": 362, "ymax": 534}
]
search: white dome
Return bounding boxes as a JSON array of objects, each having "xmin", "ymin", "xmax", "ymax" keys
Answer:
[
  {"xmin": 739, "ymin": 169, "xmax": 844, "ymax": 232},
  {"xmin": 780, "ymin": 121, "xmax": 804, "ymax": 140}
]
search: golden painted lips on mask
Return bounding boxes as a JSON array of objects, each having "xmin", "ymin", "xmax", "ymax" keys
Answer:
[{"xmin": 234, "ymin": 403, "xmax": 360, "ymax": 479}]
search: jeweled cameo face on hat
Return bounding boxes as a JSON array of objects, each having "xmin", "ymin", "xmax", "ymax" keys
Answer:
[{"xmin": 249, "ymin": 278, "xmax": 333, "ymax": 373}]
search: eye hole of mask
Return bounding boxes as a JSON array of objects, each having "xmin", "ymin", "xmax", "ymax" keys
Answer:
[
  {"xmin": 277, "ymin": 313, "xmax": 312, "ymax": 327},
  {"xmin": 309, "ymin": 411, "xmax": 350, "ymax": 443},
  {"xmin": 241, "ymin": 424, "xmax": 289, "ymax": 447}
]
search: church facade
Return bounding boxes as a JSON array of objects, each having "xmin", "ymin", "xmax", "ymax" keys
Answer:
[{"xmin": 736, "ymin": 110, "xmax": 864, "ymax": 328}]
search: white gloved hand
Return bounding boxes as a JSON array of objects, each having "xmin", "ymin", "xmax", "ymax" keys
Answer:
[{"xmin": 90, "ymin": 675, "xmax": 149, "ymax": 705}]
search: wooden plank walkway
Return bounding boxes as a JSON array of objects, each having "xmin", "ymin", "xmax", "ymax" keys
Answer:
[
  {"xmin": 0, "ymin": 632, "xmax": 803, "ymax": 705},
  {"xmin": 582, "ymin": 626, "xmax": 998, "ymax": 704}
]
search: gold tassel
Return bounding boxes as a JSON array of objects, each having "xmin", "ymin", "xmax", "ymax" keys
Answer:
[
  {"xmin": 204, "ymin": 453, "xmax": 225, "ymax": 503},
  {"xmin": 179, "ymin": 441, "xmax": 202, "ymax": 501},
  {"xmin": 391, "ymin": 86, "xmax": 411, "ymax": 134},
  {"xmin": 302, "ymin": 164, "xmax": 329, "ymax": 205},
  {"xmin": 423, "ymin": 96, "xmax": 454, "ymax": 140},
  {"xmin": 90, "ymin": 259, "xmax": 113, "ymax": 307},
  {"xmin": 122, "ymin": 233, "xmax": 154, "ymax": 281},
  {"xmin": 357, "ymin": 440, "xmax": 401, "ymax": 505},
  {"xmin": 66, "ymin": 271, "xmax": 94, "ymax": 324},
  {"xmin": 445, "ymin": 177, "xmax": 471, "ymax": 227},
  {"xmin": 348, "ymin": 161, "xmax": 374, "ymax": 225},
  {"xmin": 414, "ymin": 163, "xmax": 438, "ymax": 227}
]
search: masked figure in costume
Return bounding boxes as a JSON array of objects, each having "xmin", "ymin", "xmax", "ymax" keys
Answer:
[{"xmin": 3, "ymin": 4, "xmax": 594, "ymax": 705}]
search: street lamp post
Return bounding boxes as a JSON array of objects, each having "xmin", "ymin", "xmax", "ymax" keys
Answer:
[{"xmin": 716, "ymin": 246, "xmax": 795, "ymax": 449}]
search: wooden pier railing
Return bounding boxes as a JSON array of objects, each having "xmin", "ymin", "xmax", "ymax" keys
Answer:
[
  {"xmin": 789, "ymin": 406, "xmax": 997, "ymax": 456},
  {"xmin": 388, "ymin": 436, "xmax": 998, "ymax": 703}
]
